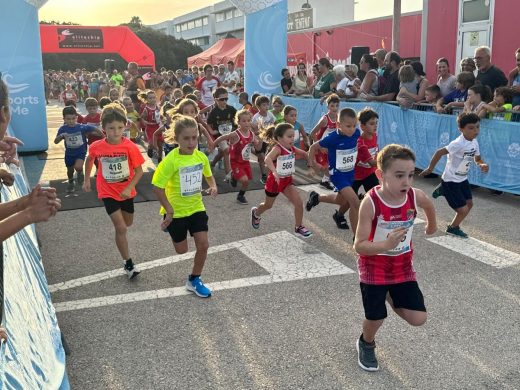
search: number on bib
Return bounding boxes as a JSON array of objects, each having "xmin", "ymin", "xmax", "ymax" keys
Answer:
[
  {"xmin": 242, "ymin": 144, "xmax": 252, "ymax": 161},
  {"xmin": 218, "ymin": 123, "xmax": 233, "ymax": 135},
  {"xmin": 455, "ymin": 153, "xmax": 474, "ymax": 176},
  {"xmin": 336, "ymin": 148, "xmax": 357, "ymax": 172},
  {"xmin": 276, "ymin": 153, "xmax": 295, "ymax": 177},
  {"xmin": 180, "ymin": 164, "xmax": 203, "ymax": 197},
  {"xmin": 372, "ymin": 217, "xmax": 415, "ymax": 256},
  {"xmin": 101, "ymin": 156, "xmax": 130, "ymax": 183},
  {"xmin": 65, "ymin": 132, "xmax": 84, "ymax": 149}
]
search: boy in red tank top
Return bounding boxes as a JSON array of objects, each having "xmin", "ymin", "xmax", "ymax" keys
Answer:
[{"xmin": 353, "ymin": 144, "xmax": 437, "ymax": 372}]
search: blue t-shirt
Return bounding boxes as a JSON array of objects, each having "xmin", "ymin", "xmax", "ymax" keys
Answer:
[
  {"xmin": 443, "ymin": 89, "xmax": 468, "ymax": 104},
  {"xmin": 180, "ymin": 75, "xmax": 194, "ymax": 85},
  {"xmin": 57, "ymin": 124, "xmax": 95, "ymax": 155},
  {"xmin": 319, "ymin": 128, "xmax": 360, "ymax": 177}
]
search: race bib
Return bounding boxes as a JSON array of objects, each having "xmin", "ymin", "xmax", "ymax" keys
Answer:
[
  {"xmin": 276, "ymin": 153, "xmax": 295, "ymax": 177},
  {"xmin": 336, "ymin": 148, "xmax": 357, "ymax": 172},
  {"xmin": 242, "ymin": 143, "xmax": 252, "ymax": 161},
  {"xmin": 154, "ymin": 110, "xmax": 161, "ymax": 124},
  {"xmin": 65, "ymin": 92, "xmax": 73, "ymax": 99},
  {"xmin": 372, "ymin": 218, "xmax": 414, "ymax": 256},
  {"xmin": 101, "ymin": 156, "xmax": 130, "ymax": 183},
  {"xmin": 218, "ymin": 123, "xmax": 233, "ymax": 135},
  {"xmin": 64, "ymin": 132, "xmax": 84, "ymax": 149},
  {"xmin": 455, "ymin": 152, "xmax": 474, "ymax": 176},
  {"xmin": 180, "ymin": 164, "xmax": 203, "ymax": 197}
]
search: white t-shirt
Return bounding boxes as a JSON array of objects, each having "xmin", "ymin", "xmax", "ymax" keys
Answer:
[
  {"xmin": 336, "ymin": 77, "xmax": 356, "ymax": 96},
  {"xmin": 252, "ymin": 111, "xmax": 276, "ymax": 131},
  {"xmin": 442, "ymin": 134, "xmax": 480, "ymax": 183},
  {"xmin": 224, "ymin": 70, "xmax": 240, "ymax": 85}
]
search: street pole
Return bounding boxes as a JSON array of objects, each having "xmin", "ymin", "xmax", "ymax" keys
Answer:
[{"xmin": 392, "ymin": 0, "xmax": 401, "ymax": 52}]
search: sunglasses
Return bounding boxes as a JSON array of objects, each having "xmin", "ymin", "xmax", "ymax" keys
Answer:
[{"xmin": 217, "ymin": 97, "xmax": 228, "ymax": 101}]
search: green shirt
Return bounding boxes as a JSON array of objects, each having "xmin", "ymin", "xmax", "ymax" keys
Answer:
[
  {"xmin": 313, "ymin": 71, "xmax": 335, "ymax": 98},
  {"xmin": 152, "ymin": 148, "xmax": 212, "ymax": 218},
  {"xmin": 110, "ymin": 74, "xmax": 124, "ymax": 86}
]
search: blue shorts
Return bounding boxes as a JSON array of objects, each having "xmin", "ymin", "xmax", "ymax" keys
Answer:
[
  {"xmin": 64, "ymin": 152, "xmax": 86, "ymax": 167},
  {"xmin": 441, "ymin": 179, "xmax": 472, "ymax": 209},
  {"xmin": 330, "ymin": 172, "xmax": 354, "ymax": 192}
]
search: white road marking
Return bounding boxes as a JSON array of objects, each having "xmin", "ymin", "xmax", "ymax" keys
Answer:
[
  {"xmin": 54, "ymin": 231, "xmax": 355, "ymax": 312},
  {"xmin": 427, "ymin": 236, "xmax": 520, "ymax": 268}
]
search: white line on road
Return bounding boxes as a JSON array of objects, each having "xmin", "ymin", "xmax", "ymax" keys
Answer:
[
  {"xmin": 427, "ymin": 235, "xmax": 520, "ymax": 268},
  {"xmin": 54, "ymin": 231, "xmax": 355, "ymax": 312}
]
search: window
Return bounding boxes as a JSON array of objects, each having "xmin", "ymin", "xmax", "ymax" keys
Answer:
[
  {"xmin": 225, "ymin": 10, "xmax": 233, "ymax": 20},
  {"xmin": 187, "ymin": 21, "xmax": 195, "ymax": 29},
  {"xmin": 195, "ymin": 19, "xmax": 202, "ymax": 28},
  {"xmin": 216, "ymin": 13, "xmax": 225, "ymax": 22},
  {"xmin": 175, "ymin": 25, "xmax": 180, "ymax": 32},
  {"xmin": 462, "ymin": 0, "xmax": 491, "ymax": 23},
  {"xmin": 234, "ymin": 9, "xmax": 243, "ymax": 17},
  {"xmin": 181, "ymin": 23, "xmax": 187, "ymax": 31},
  {"xmin": 203, "ymin": 17, "xmax": 208, "ymax": 25}
]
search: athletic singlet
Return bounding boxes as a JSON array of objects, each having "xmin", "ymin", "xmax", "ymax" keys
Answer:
[
  {"xmin": 316, "ymin": 114, "xmax": 337, "ymax": 141},
  {"xmin": 230, "ymin": 129, "xmax": 254, "ymax": 164},
  {"xmin": 142, "ymin": 105, "xmax": 161, "ymax": 131}
]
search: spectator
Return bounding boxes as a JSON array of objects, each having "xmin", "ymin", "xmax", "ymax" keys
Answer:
[
  {"xmin": 474, "ymin": 46, "xmax": 507, "ymax": 93},
  {"xmin": 223, "ymin": 61, "xmax": 240, "ymax": 88},
  {"xmin": 424, "ymin": 85, "xmax": 441, "ymax": 104},
  {"xmin": 436, "ymin": 71, "xmax": 475, "ymax": 113},
  {"xmin": 292, "ymin": 62, "xmax": 312, "ymax": 95},
  {"xmin": 396, "ymin": 61, "xmax": 429, "ymax": 104},
  {"xmin": 374, "ymin": 48, "xmax": 387, "ymax": 76},
  {"xmin": 397, "ymin": 65, "xmax": 418, "ymax": 108},
  {"xmin": 367, "ymin": 51, "xmax": 401, "ymax": 102},
  {"xmin": 463, "ymin": 84, "xmax": 489, "ymax": 117},
  {"xmin": 337, "ymin": 64, "xmax": 360, "ymax": 99},
  {"xmin": 481, "ymin": 86, "xmax": 514, "ymax": 121},
  {"xmin": 460, "ymin": 57, "xmax": 476, "ymax": 74},
  {"xmin": 125, "ymin": 62, "xmax": 145, "ymax": 110},
  {"xmin": 357, "ymin": 54, "xmax": 379, "ymax": 99},
  {"xmin": 507, "ymin": 48, "xmax": 520, "ymax": 107},
  {"xmin": 190, "ymin": 65, "xmax": 200, "ymax": 82},
  {"xmin": 310, "ymin": 64, "xmax": 320, "ymax": 90},
  {"xmin": 196, "ymin": 64, "xmax": 221, "ymax": 107},
  {"xmin": 216, "ymin": 64, "xmax": 227, "ymax": 82},
  {"xmin": 436, "ymin": 57, "xmax": 457, "ymax": 97},
  {"xmin": 110, "ymin": 69, "xmax": 124, "ymax": 87},
  {"xmin": 313, "ymin": 58, "xmax": 336, "ymax": 99},
  {"xmin": 280, "ymin": 68, "xmax": 293, "ymax": 94}
]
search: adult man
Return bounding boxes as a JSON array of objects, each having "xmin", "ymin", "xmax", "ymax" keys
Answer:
[
  {"xmin": 474, "ymin": 46, "xmax": 507, "ymax": 92},
  {"xmin": 125, "ymin": 62, "xmax": 145, "ymax": 109},
  {"xmin": 177, "ymin": 69, "xmax": 193, "ymax": 86},
  {"xmin": 367, "ymin": 51, "xmax": 401, "ymax": 102},
  {"xmin": 196, "ymin": 64, "xmax": 221, "ymax": 106},
  {"xmin": 374, "ymin": 49, "xmax": 387, "ymax": 76},
  {"xmin": 223, "ymin": 61, "xmax": 240, "ymax": 88},
  {"xmin": 110, "ymin": 69, "xmax": 124, "ymax": 87}
]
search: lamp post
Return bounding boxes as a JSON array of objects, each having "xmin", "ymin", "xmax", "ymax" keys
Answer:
[{"xmin": 301, "ymin": 1, "xmax": 311, "ymax": 9}]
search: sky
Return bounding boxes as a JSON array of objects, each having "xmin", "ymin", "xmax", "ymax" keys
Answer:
[{"xmin": 39, "ymin": 0, "xmax": 423, "ymax": 26}]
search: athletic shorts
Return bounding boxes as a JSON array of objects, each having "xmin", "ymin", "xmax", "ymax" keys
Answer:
[
  {"xmin": 441, "ymin": 179, "xmax": 472, "ymax": 210},
  {"xmin": 102, "ymin": 197, "xmax": 135, "ymax": 215},
  {"xmin": 315, "ymin": 150, "xmax": 328, "ymax": 167},
  {"xmin": 146, "ymin": 127, "xmax": 163, "ymax": 144},
  {"xmin": 330, "ymin": 172, "xmax": 355, "ymax": 192},
  {"xmin": 360, "ymin": 281, "xmax": 426, "ymax": 321},
  {"xmin": 265, "ymin": 174, "xmax": 293, "ymax": 197},
  {"xmin": 165, "ymin": 211, "xmax": 208, "ymax": 243},
  {"xmin": 352, "ymin": 173, "xmax": 379, "ymax": 194},
  {"xmin": 64, "ymin": 152, "xmax": 86, "ymax": 167},
  {"xmin": 231, "ymin": 162, "xmax": 252, "ymax": 181}
]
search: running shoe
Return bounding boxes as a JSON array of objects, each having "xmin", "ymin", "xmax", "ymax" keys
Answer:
[
  {"xmin": 124, "ymin": 259, "xmax": 140, "ymax": 279},
  {"xmin": 356, "ymin": 336, "xmax": 379, "ymax": 372},
  {"xmin": 66, "ymin": 180, "xmax": 75, "ymax": 193},
  {"xmin": 76, "ymin": 171, "xmax": 84, "ymax": 186},
  {"xmin": 186, "ymin": 276, "xmax": 212, "ymax": 298},
  {"xmin": 147, "ymin": 148, "xmax": 154, "ymax": 158},
  {"xmin": 332, "ymin": 210, "xmax": 349, "ymax": 230},
  {"xmin": 295, "ymin": 225, "xmax": 312, "ymax": 238},
  {"xmin": 319, "ymin": 180, "xmax": 334, "ymax": 191},
  {"xmin": 432, "ymin": 184, "xmax": 444, "ymax": 199},
  {"xmin": 260, "ymin": 174, "xmax": 267, "ymax": 184},
  {"xmin": 236, "ymin": 194, "xmax": 248, "ymax": 205},
  {"xmin": 446, "ymin": 225, "xmax": 468, "ymax": 238},
  {"xmin": 251, "ymin": 207, "xmax": 261, "ymax": 229},
  {"xmin": 306, "ymin": 191, "xmax": 320, "ymax": 212}
]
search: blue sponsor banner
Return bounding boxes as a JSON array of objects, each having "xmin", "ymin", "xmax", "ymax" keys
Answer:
[
  {"xmin": 243, "ymin": 0, "xmax": 287, "ymax": 94},
  {"xmin": 281, "ymin": 96, "xmax": 520, "ymax": 194},
  {"xmin": 0, "ymin": 0, "xmax": 49, "ymax": 152}
]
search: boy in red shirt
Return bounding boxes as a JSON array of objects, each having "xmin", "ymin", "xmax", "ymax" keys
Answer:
[
  {"xmin": 82, "ymin": 97, "xmax": 104, "ymax": 144},
  {"xmin": 353, "ymin": 108, "xmax": 380, "ymax": 197},
  {"xmin": 83, "ymin": 103, "xmax": 145, "ymax": 279},
  {"xmin": 354, "ymin": 144, "xmax": 437, "ymax": 372}
]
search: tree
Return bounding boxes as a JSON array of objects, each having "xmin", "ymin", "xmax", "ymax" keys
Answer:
[{"xmin": 128, "ymin": 16, "xmax": 143, "ymax": 29}]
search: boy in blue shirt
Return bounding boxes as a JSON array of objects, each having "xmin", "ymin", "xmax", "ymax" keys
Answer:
[
  {"xmin": 307, "ymin": 107, "xmax": 361, "ymax": 235},
  {"xmin": 54, "ymin": 105, "xmax": 103, "ymax": 193}
]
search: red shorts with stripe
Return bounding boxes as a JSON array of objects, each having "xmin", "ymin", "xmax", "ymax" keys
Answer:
[
  {"xmin": 145, "ymin": 125, "xmax": 162, "ymax": 143},
  {"xmin": 265, "ymin": 173, "xmax": 293, "ymax": 195},
  {"xmin": 231, "ymin": 162, "xmax": 252, "ymax": 181}
]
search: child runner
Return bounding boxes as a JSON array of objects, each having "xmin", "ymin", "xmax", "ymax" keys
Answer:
[
  {"xmin": 82, "ymin": 97, "xmax": 104, "ymax": 145},
  {"xmin": 212, "ymin": 109, "xmax": 260, "ymax": 204},
  {"xmin": 152, "ymin": 115, "xmax": 218, "ymax": 298},
  {"xmin": 420, "ymin": 113, "xmax": 488, "ymax": 238},
  {"xmin": 309, "ymin": 94, "xmax": 340, "ymax": 190},
  {"xmin": 54, "ymin": 105, "xmax": 103, "ymax": 193},
  {"xmin": 283, "ymin": 105, "xmax": 310, "ymax": 150},
  {"xmin": 83, "ymin": 103, "xmax": 145, "ymax": 278},
  {"xmin": 270, "ymin": 96, "xmax": 285, "ymax": 124},
  {"xmin": 307, "ymin": 108, "xmax": 361, "ymax": 234},
  {"xmin": 353, "ymin": 108, "xmax": 380, "ymax": 198},
  {"xmin": 250, "ymin": 123, "xmax": 312, "ymax": 238},
  {"xmin": 354, "ymin": 144, "xmax": 437, "ymax": 372},
  {"xmin": 122, "ymin": 97, "xmax": 141, "ymax": 142},
  {"xmin": 140, "ymin": 90, "xmax": 162, "ymax": 161},
  {"xmin": 252, "ymin": 95, "xmax": 277, "ymax": 183}
]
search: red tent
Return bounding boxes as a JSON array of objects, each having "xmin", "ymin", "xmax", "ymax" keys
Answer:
[{"xmin": 187, "ymin": 38, "xmax": 307, "ymax": 68}]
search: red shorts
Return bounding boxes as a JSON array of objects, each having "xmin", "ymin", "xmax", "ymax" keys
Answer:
[
  {"xmin": 265, "ymin": 173, "xmax": 293, "ymax": 195},
  {"xmin": 231, "ymin": 162, "xmax": 252, "ymax": 181},
  {"xmin": 146, "ymin": 126, "xmax": 162, "ymax": 143},
  {"xmin": 315, "ymin": 151, "xmax": 328, "ymax": 167}
]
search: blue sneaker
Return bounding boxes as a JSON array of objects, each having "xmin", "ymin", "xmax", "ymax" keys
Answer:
[{"xmin": 186, "ymin": 276, "xmax": 212, "ymax": 298}]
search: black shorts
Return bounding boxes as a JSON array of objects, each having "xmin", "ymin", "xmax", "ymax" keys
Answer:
[
  {"xmin": 352, "ymin": 173, "xmax": 379, "ymax": 194},
  {"xmin": 102, "ymin": 197, "xmax": 135, "ymax": 215},
  {"xmin": 441, "ymin": 179, "xmax": 472, "ymax": 210},
  {"xmin": 254, "ymin": 141, "xmax": 268, "ymax": 154},
  {"xmin": 165, "ymin": 211, "xmax": 208, "ymax": 243},
  {"xmin": 360, "ymin": 281, "xmax": 426, "ymax": 321}
]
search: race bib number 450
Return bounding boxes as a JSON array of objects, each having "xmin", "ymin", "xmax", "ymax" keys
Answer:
[
  {"xmin": 101, "ymin": 156, "xmax": 130, "ymax": 183},
  {"xmin": 180, "ymin": 164, "xmax": 203, "ymax": 196}
]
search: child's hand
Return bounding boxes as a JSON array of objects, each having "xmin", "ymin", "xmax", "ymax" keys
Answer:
[
  {"xmin": 0, "ymin": 328, "xmax": 7, "ymax": 342},
  {"xmin": 419, "ymin": 168, "xmax": 433, "ymax": 177},
  {"xmin": 83, "ymin": 180, "xmax": 91, "ymax": 192},
  {"xmin": 120, "ymin": 187, "xmax": 132, "ymax": 199},
  {"xmin": 385, "ymin": 227, "xmax": 408, "ymax": 250},
  {"xmin": 273, "ymin": 172, "xmax": 280, "ymax": 184},
  {"xmin": 205, "ymin": 186, "xmax": 218, "ymax": 198},
  {"xmin": 425, "ymin": 223, "xmax": 437, "ymax": 236},
  {"xmin": 479, "ymin": 163, "xmax": 489, "ymax": 173},
  {"xmin": 0, "ymin": 169, "xmax": 15, "ymax": 186},
  {"xmin": 161, "ymin": 213, "xmax": 173, "ymax": 231}
]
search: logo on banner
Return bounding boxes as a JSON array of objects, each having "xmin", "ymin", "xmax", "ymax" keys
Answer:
[
  {"xmin": 1, "ymin": 73, "xmax": 29, "ymax": 94},
  {"xmin": 440, "ymin": 132, "xmax": 450, "ymax": 145},
  {"xmin": 390, "ymin": 121, "xmax": 398, "ymax": 133},
  {"xmin": 58, "ymin": 28, "xmax": 104, "ymax": 49},
  {"xmin": 258, "ymin": 71, "xmax": 280, "ymax": 91},
  {"xmin": 1, "ymin": 72, "xmax": 39, "ymax": 116},
  {"xmin": 507, "ymin": 143, "xmax": 520, "ymax": 158}
]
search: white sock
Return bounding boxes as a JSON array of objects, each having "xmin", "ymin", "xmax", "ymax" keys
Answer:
[{"xmin": 322, "ymin": 175, "xmax": 329, "ymax": 182}]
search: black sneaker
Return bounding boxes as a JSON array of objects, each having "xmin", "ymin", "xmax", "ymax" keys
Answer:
[
  {"xmin": 306, "ymin": 191, "xmax": 320, "ymax": 212},
  {"xmin": 432, "ymin": 184, "xmax": 444, "ymax": 199},
  {"xmin": 124, "ymin": 259, "xmax": 140, "ymax": 279},
  {"xmin": 260, "ymin": 174, "xmax": 267, "ymax": 184},
  {"xmin": 236, "ymin": 194, "xmax": 248, "ymax": 205},
  {"xmin": 332, "ymin": 210, "xmax": 349, "ymax": 230},
  {"xmin": 356, "ymin": 337, "xmax": 379, "ymax": 372},
  {"xmin": 147, "ymin": 148, "xmax": 154, "ymax": 158},
  {"xmin": 446, "ymin": 225, "xmax": 468, "ymax": 238},
  {"xmin": 319, "ymin": 180, "xmax": 334, "ymax": 190}
]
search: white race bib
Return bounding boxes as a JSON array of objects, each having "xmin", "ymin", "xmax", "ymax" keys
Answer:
[
  {"xmin": 276, "ymin": 153, "xmax": 295, "ymax": 177},
  {"xmin": 455, "ymin": 152, "xmax": 474, "ymax": 176},
  {"xmin": 154, "ymin": 110, "xmax": 161, "ymax": 124},
  {"xmin": 372, "ymin": 218, "xmax": 414, "ymax": 256},
  {"xmin": 64, "ymin": 132, "xmax": 84, "ymax": 149},
  {"xmin": 101, "ymin": 156, "xmax": 130, "ymax": 183},
  {"xmin": 180, "ymin": 164, "xmax": 203, "ymax": 197},
  {"xmin": 65, "ymin": 92, "xmax": 73, "ymax": 99},
  {"xmin": 218, "ymin": 123, "xmax": 233, "ymax": 135},
  {"xmin": 242, "ymin": 143, "xmax": 252, "ymax": 161},
  {"xmin": 336, "ymin": 148, "xmax": 357, "ymax": 172}
]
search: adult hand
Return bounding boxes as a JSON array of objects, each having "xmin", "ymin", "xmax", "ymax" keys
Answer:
[
  {"xmin": 26, "ymin": 184, "xmax": 61, "ymax": 223},
  {"xmin": 0, "ymin": 136, "xmax": 23, "ymax": 166}
]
